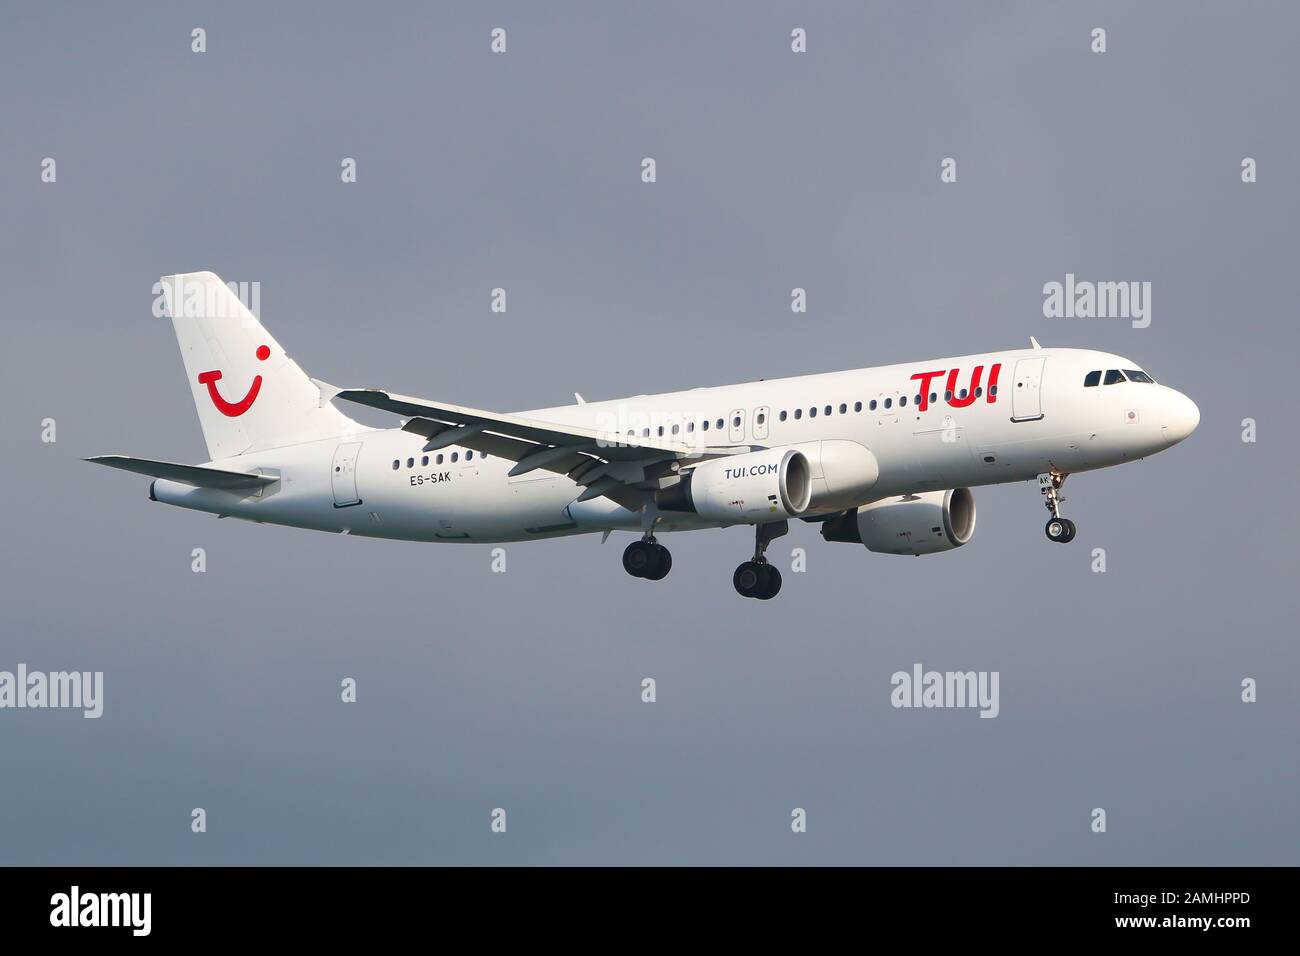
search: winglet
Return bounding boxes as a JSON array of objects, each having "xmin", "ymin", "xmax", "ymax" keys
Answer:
[
  {"xmin": 1029, "ymin": 336, "xmax": 1043, "ymax": 350},
  {"xmin": 574, "ymin": 392, "xmax": 586, "ymax": 405}
]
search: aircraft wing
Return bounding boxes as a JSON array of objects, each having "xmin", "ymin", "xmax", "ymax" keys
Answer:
[
  {"xmin": 85, "ymin": 456, "xmax": 278, "ymax": 491},
  {"xmin": 331, "ymin": 386, "xmax": 747, "ymax": 511}
]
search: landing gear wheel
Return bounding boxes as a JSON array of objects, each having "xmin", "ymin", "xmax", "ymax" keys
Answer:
[
  {"xmin": 734, "ymin": 561, "xmax": 763, "ymax": 598},
  {"xmin": 624, "ymin": 540, "xmax": 671, "ymax": 579},
  {"xmin": 757, "ymin": 564, "xmax": 782, "ymax": 600},
  {"xmin": 734, "ymin": 560, "xmax": 781, "ymax": 599},
  {"xmin": 623, "ymin": 540, "xmax": 652, "ymax": 577},
  {"xmin": 643, "ymin": 544, "xmax": 672, "ymax": 580},
  {"xmin": 1045, "ymin": 517, "xmax": 1076, "ymax": 543}
]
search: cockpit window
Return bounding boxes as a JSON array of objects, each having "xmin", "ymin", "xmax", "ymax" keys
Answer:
[
  {"xmin": 1084, "ymin": 370, "xmax": 1101, "ymax": 387},
  {"xmin": 1104, "ymin": 369, "xmax": 1126, "ymax": 385},
  {"xmin": 1123, "ymin": 369, "xmax": 1154, "ymax": 384}
]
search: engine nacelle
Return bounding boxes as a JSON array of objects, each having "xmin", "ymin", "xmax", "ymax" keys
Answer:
[
  {"xmin": 658, "ymin": 448, "xmax": 812, "ymax": 523},
  {"xmin": 821, "ymin": 488, "xmax": 976, "ymax": 555},
  {"xmin": 790, "ymin": 439, "xmax": 880, "ymax": 512}
]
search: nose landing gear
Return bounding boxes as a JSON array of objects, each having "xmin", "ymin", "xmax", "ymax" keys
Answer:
[
  {"xmin": 734, "ymin": 521, "xmax": 787, "ymax": 600},
  {"xmin": 1039, "ymin": 470, "xmax": 1076, "ymax": 543}
]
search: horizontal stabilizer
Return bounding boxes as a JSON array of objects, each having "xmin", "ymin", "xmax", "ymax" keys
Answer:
[{"xmin": 85, "ymin": 456, "xmax": 278, "ymax": 491}]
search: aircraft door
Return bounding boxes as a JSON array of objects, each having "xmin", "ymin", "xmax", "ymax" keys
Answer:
[
  {"xmin": 1010, "ymin": 358, "xmax": 1046, "ymax": 422},
  {"xmin": 331, "ymin": 441, "xmax": 363, "ymax": 507}
]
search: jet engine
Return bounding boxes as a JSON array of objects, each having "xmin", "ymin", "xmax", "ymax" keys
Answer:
[
  {"xmin": 658, "ymin": 448, "xmax": 812, "ymax": 523},
  {"xmin": 820, "ymin": 488, "xmax": 976, "ymax": 555}
]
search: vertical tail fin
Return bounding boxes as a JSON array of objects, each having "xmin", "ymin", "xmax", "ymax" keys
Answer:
[{"xmin": 162, "ymin": 271, "xmax": 359, "ymax": 460}]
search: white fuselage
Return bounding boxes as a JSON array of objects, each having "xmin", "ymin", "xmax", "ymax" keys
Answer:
[{"xmin": 149, "ymin": 347, "xmax": 1199, "ymax": 542}]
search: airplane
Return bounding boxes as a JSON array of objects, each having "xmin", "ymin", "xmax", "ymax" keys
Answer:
[{"xmin": 89, "ymin": 271, "xmax": 1200, "ymax": 600}]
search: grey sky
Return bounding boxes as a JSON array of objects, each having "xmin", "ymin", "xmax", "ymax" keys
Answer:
[{"xmin": 1, "ymin": 1, "xmax": 1297, "ymax": 864}]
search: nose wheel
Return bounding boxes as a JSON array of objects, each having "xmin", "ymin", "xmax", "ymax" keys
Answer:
[
  {"xmin": 1039, "ymin": 471, "xmax": 1076, "ymax": 543},
  {"xmin": 1045, "ymin": 516, "xmax": 1076, "ymax": 543},
  {"xmin": 734, "ymin": 520, "xmax": 787, "ymax": 600},
  {"xmin": 623, "ymin": 537, "xmax": 671, "ymax": 580}
]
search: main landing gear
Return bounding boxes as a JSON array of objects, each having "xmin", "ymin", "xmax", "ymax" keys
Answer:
[
  {"xmin": 623, "ymin": 536, "xmax": 671, "ymax": 580},
  {"xmin": 734, "ymin": 521, "xmax": 787, "ymax": 600},
  {"xmin": 1039, "ymin": 470, "xmax": 1076, "ymax": 544},
  {"xmin": 624, "ymin": 503, "xmax": 672, "ymax": 581}
]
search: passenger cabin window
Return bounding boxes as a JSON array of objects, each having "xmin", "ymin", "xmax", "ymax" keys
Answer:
[
  {"xmin": 884, "ymin": 398, "xmax": 892, "ymax": 409},
  {"xmin": 1084, "ymin": 371, "xmax": 1101, "ymax": 387},
  {"xmin": 437, "ymin": 454, "xmax": 444, "ymax": 464},
  {"xmin": 929, "ymin": 392, "xmax": 937, "ymax": 403},
  {"xmin": 406, "ymin": 458, "xmax": 414, "ymax": 468},
  {"xmin": 716, "ymin": 418, "xmax": 724, "ymax": 430},
  {"xmin": 392, "ymin": 459, "xmax": 399, "ymax": 470},
  {"xmin": 854, "ymin": 401, "xmax": 862, "ymax": 412},
  {"xmin": 421, "ymin": 456, "xmax": 429, "ymax": 466},
  {"xmin": 794, "ymin": 409, "xmax": 802, "ymax": 420},
  {"xmin": 779, "ymin": 410, "xmax": 788, "ymax": 421},
  {"xmin": 900, "ymin": 395, "xmax": 907, "ymax": 407},
  {"xmin": 756, "ymin": 412, "xmax": 766, "ymax": 425},
  {"xmin": 732, "ymin": 416, "xmax": 741, "ymax": 428},
  {"xmin": 1124, "ymin": 369, "xmax": 1155, "ymax": 384},
  {"xmin": 1104, "ymin": 369, "xmax": 1125, "ymax": 385},
  {"xmin": 701, "ymin": 420, "xmax": 709, "ymax": 431},
  {"xmin": 809, "ymin": 407, "xmax": 817, "ymax": 418},
  {"xmin": 839, "ymin": 403, "xmax": 847, "ymax": 414},
  {"xmin": 869, "ymin": 400, "xmax": 877, "ymax": 411},
  {"xmin": 466, "ymin": 451, "xmax": 473, "ymax": 460},
  {"xmin": 824, "ymin": 405, "xmax": 832, "ymax": 416}
]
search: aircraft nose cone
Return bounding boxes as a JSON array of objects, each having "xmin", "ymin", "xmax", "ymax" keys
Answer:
[{"xmin": 1162, "ymin": 390, "xmax": 1200, "ymax": 446}]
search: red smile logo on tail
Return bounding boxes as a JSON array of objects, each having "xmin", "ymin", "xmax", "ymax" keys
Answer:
[{"xmin": 197, "ymin": 345, "xmax": 270, "ymax": 417}]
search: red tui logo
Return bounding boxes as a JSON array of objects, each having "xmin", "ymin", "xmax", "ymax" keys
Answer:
[
  {"xmin": 910, "ymin": 363, "xmax": 1001, "ymax": 411},
  {"xmin": 197, "ymin": 345, "xmax": 270, "ymax": 417}
]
